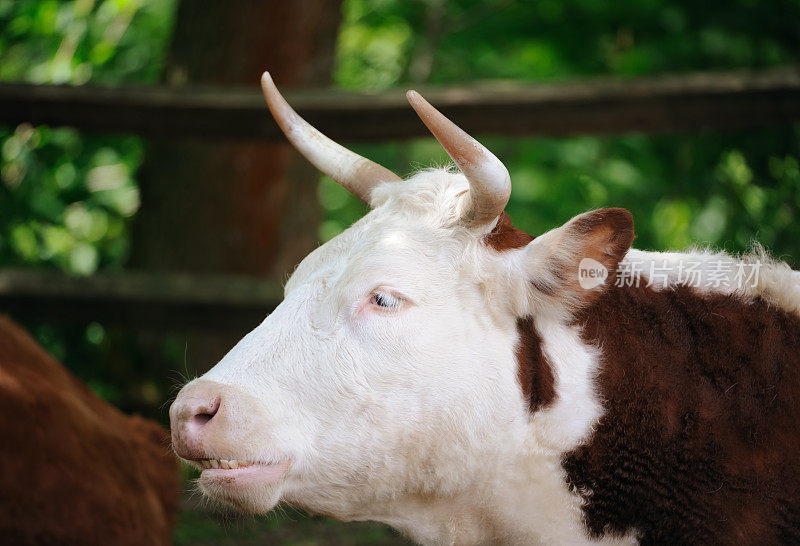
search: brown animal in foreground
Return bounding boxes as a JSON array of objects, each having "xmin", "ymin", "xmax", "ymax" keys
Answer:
[{"xmin": 0, "ymin": 315, "xmax": 179, "ymax": 545}]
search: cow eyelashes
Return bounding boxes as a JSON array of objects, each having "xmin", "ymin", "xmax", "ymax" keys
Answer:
[{"xmin": 370, "ymin": 291, "xmax": 401, "ymax": 310}]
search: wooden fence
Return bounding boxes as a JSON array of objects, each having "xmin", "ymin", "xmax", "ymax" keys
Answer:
[
  {"xmin": 0, "ymin": 269, "xmax": 281, "ymax": 332},
  {"xmin": 1, "ymin": 68, "xmax": 799, "ymax": 330},
  {"xmin": 3, "ymin": 69, "xmax": 799, "ymax": 140}
]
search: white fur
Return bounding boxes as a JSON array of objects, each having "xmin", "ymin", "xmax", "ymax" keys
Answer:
[{"xmin": 622, "ymin": 247, "xmax": 800, "ymax": 315}]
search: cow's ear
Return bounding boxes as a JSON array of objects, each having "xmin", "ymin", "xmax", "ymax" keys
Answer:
[{"xmin": 520, "ymin": 208, "xmax": 634, "ymax": 310}]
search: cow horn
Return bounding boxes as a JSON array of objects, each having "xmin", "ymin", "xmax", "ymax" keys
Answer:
[
  {"xmin": 406, "ymin": 90, "xmax": 511, "ymax": 228},
  {"xmin": 261, "ymin": 72, "xmax": 401, "ymax": 204}
]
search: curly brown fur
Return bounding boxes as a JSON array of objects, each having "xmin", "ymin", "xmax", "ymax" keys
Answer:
[{"xmin": 566, "ymin": 285, "xmax": 800, "ymax": 544}]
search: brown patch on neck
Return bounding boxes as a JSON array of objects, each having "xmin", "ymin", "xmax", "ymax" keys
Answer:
[
  {"xmin": 515, "ymin": 317, "xmax": 556, "ymax": 412},
  {"xmin": 484, "ymin": 212, "xmax": 533, "ymax": 251},
  {"xmin": 484, "ymin": 213, "xmax": 556, "ymax": 412},
  {"xmin": 564, "ymin": 284, "xmax": 800, "ymax": 543}
]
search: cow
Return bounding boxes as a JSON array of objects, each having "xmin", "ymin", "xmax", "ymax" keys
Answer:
[
  {"xmin": 0, "ymin": 315, "xmax": 179, "ymax": 545},
  {"xmin": 169, "ymin": 72, "xmax": 800, "ymax": 545}
]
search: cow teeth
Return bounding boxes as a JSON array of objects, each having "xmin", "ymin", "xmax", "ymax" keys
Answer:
[{"xmin": 200, "ymin": 458, "xmax": 248, "ymax": 470}]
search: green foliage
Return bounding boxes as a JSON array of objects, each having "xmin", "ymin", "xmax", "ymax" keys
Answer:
[
  {"xmin": 336, "ymin": 0, "xmax": 800, "ymax": 87},
  {"xmin": 0, "ymin": 0, "xmax": 175, "ymax": 274},
  {"xmin": 0, "ymin": 0, "xmax": 174, "ymax": 85},
  {"xmin": 1, "ymin": 124, "xmax": 141, "ymax": 272}
]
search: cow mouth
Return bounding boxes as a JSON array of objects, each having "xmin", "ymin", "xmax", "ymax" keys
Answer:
[
  {"xmin": 197, "ymin": 458, "xmax": 245, "ymax": 470},
  {"xmin": 191, "ymin": 458, "xmax": 291, "ymax": 488}
]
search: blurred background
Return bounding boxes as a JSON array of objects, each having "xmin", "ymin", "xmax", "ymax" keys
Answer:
[{"xmin": 1, "ymin": 0, "xmax": 799, "ymax": 543}]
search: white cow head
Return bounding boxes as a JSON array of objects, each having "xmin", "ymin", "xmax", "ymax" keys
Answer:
[{"xmin": 170, "ymin": 73, "xmax": 634, "ymax": 541}]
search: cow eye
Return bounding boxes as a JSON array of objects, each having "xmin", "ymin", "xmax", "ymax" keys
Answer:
[{"xmin": 370, "ymin": 291, "xmax": 401, "ymax": 309}]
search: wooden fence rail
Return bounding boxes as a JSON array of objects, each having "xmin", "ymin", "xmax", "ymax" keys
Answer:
[
  {"xmin": 1, "ymin": 67, "xmax": 800, "ymax": 330},
  {"xmin": 0, "ymin": 270, "xmax": 281, "ymax": 332},
  {"xmin": 2, "ymin": 68, "xmax": 799, "ymax": 141}
]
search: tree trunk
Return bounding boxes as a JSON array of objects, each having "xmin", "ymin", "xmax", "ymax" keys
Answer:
[{"xmin": 132, "ymin": 0, "xmax": 342, "ymax": 372}]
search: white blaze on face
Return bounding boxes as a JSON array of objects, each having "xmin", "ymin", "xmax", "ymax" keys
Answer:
[{"xmin": 196, "ymin": 170, "xmax": 529, "ymax": 517}]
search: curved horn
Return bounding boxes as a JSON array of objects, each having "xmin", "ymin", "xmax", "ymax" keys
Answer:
[
  {"xmin": 261, "ymin": 72, "xmax": 401, "ymax": 204},
  {"xmin": 406, "ymin": 90, "xmax": 511, "ymax": 227}
]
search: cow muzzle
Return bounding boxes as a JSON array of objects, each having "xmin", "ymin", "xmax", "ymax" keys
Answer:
[
  {"xmin": 169, "ymin": 379, "xmax": 229, "ymax": 460},
  {"xmin": 169, "ymin": 379, "xmax": 290, "ymax": 510}
]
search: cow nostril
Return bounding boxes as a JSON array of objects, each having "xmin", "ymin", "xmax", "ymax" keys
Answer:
[
  {"xmin": 171, "ymin": 386, "xmax": 227, "ymax": 457},
  {"xmin": 190, "ymin": 396, "xmax": 220, "ymax": 428},
  {"xmin": 191, "ymin": 412, "xmax": 214, "ymax": 426}
]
